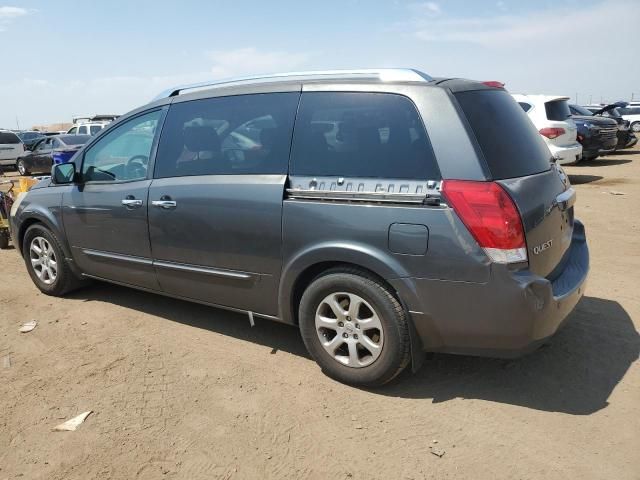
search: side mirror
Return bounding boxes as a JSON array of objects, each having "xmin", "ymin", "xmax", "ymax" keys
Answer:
[{"xmin": 52, "ymin": 162, "xmax": 76, "ymax": 184}]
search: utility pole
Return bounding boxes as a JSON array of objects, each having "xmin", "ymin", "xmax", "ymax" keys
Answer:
[
  {"xmin": 576, "ymin": 93, "xmax": 578, "ymax": 104},
  {"xmin": 589, "ymin": 95, "xmax": 593, "ymax": 104},
  {"xmin": 15, "ymin": 116, "xmax": 20, "ymax": 130}
]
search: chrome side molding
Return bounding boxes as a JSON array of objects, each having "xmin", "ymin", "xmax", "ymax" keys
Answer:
[{"xmin": 286, "ymin": 188, "xmax": 438, "ymax": 205}]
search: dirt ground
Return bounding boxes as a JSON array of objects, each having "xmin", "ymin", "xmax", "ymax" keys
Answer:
[{"xmin": 1, "ymin": 147, "xmax": 639, "ymax": 480}]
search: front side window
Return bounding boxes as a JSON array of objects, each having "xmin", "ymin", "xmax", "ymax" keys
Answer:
[
  {"xmin": 154, "ymin": 92, "xmax": 299, "ymax": 178},
  {"xmin": 68, "ymin": 127, "xmax": 78, "ymax": 134},
  {"xmin": 36, "ymin": 138, "xmax": 52, "ymax": 151},
  {"xmin": 82, "ymin": 110, "xmax": 161, "ymax": 182},
  {"xmin": 290, "ymin": 92, "xmax": 439, "ymax": 179}
]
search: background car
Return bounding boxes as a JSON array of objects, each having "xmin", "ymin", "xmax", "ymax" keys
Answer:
[
  {"xmin": 16, "ymin": 131, "xmax": 45, "ymax": 150},
  {"xmin": 584, "ymin": 103, "xmax": 638, "ymax": 149},
  {"xmin": 16, "ymin": 134, "xmax": 91, "ymax": 175},
  {"xmin": 568, "ymin": 104, "xmax": 618, "ymax": 160},
  {"xmin": 617, "ymin": 106, "xmax": 640, "ymax": 132},
  {"xmin": 513, "ymin": 94, "xmax": 582, "ymax": 164},
  {"xmin": 0, "ymin": 130, "xmax": 25, "ymax": 170}
]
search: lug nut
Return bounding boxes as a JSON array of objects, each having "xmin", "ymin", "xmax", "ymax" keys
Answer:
[
  {"xmin": 353, "ymin": 334, "xmax": 358, "ymax": 339},
  {"xmin": 342, "ymin": 333, "xmax": 348, "ymax": 338},
  {"xmin": 338, "ymin": 322, "xmax": 344, "ymax": 327},
  {"xmin": 355, "ymin": 324, "xmax": 360, "ymax": 329},
  {"xmin": 346, "ymin": 316, "xmax": 351, "ymax": 321}
]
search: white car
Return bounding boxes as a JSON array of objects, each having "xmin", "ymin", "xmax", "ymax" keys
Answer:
[
  {"xmin": 0, "ymin": 130, "xmax": 25, "ymax": 168},
  {"xmin": 512, "ymin": 94, "xmax": 582, "ymax": 165},
  {"xmin": 67, "ymin": 122, "xmax": 108, "ymax": 136},
  {"xmin": 618, "ymin": 106, "xmax": 640, "ymax": 132}
]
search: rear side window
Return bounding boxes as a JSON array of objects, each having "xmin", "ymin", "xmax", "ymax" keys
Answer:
[
  {"xmin": 545, "ymin": 100, "xmax": 571, "ymax": 121},
  {"xmin": 455, "ymin": 90, "xmax": 551, "ymax": 180},
  {"xmin": 290, "ymin": 92, "xmax": 439, "ymax": 179},
  {"xmin": 0, "ymin": 132, "xmax": 20, "ymax": 144},
  {"xmin": 154, "ymin": 92, "xmax": 299, "ymax": 178},
  {"xmin": 90, "ymin": 125, "xmax": 103, "ymax": 135}
]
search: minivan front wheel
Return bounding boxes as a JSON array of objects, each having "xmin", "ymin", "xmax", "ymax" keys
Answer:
[
  {"xmin": 23, "ymin": 224, "xmax": 83, "ymax": 296},
  {"xmin": 299, "ymin": 268, "xmax": 410, "ymax": 386}
]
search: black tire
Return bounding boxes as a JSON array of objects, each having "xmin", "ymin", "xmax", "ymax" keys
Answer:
[
  {"xmin": 583, "ymin": 155, "xmax": 597, "ymax": 162},
  {"xmin": 17, "ymin": 159, "xmax": 29, "ymax": 176},
  {"xmin": 299, "ymin": 267, "xmax": 410, "ymax": 387},
  {"xmin": 22, "ymin": 224, "xmax": 84, "ymax": 296}
]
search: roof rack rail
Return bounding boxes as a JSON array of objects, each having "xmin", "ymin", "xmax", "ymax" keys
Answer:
[{"xmin": 152, "ymin": 68, "xmax": 432, "ymax": 101}]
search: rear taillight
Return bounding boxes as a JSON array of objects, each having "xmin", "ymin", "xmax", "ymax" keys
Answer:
[
  {"xmin": 482, "ymin": 81, "xmax": 505, "ymax": 89},
  {"xmin": 442, "ymin": 180, "xmax": 527, "ymax": 264},
  {"xmin": 539, "ymin": 127, "xmax": 565, "ymax": 139}
]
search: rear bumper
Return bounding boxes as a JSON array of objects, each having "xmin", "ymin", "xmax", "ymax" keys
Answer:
[
  {"xmin": 391, "ymin": 221, "xmax": 589, "ymax": 358},
  {"xmin": 548, "ymin": 143, "xmax": 583, "ymax": 165}
]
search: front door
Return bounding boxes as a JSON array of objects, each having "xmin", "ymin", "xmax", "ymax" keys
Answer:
[
  {"xmin": 62, "ymin": 109, "xmax": 164, "ymax": 290},
  {"xmin": 148, "ymin": 92, "xmax": 300, "ymax": 316}
]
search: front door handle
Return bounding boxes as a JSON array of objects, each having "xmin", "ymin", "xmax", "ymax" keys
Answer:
[
  {"xmin": 152, "ymin": 196, "xmax": 177, "ymax": 209},
  {"xmin": 121, "ymin": 196, "xmax": 143, "ymax": 208}
]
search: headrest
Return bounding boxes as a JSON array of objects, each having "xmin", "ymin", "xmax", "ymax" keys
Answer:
[{"xmin": 183, "ymin": 126, "xmax": 220, "ymax": 152}]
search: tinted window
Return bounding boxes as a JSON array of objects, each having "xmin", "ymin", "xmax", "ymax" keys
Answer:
[
  {"xmin": 78, "ymin": 126, "xmax": 88, "ymax": 135},
  {"xmin": 90, "ymin": 125, "xmax": 103, "ymax": 135},
  {"xmin": 518, "ymin": 102, "xmax": 532, "ymax": 112},
  {"xmin": 455, "ymin": 90, "xmax": 551, "ymax": 180},
  {"xmin": 570, "ymin": 105, "xmax": 593, "ymax": 116},
  {"xmin": 290, "ymin": 92, "xmax": 438, "ymax": 179},
  {"xmin": 68, "ymin": 127, "xmax": 77, "ymax": 134},
  {"xmin": 0, "ymin": 132, "xmax": 21, "ymax": 144},
  {"xmin": 154, "ymin": 92, "xmax": 299, "ymax": 178},
  {"xmin": 545, "ymin": 100, "xmax": 571, "ymax": 121},
  {"xmin": 82, "ymin": 110, "xmax": 161, "ymax": 182},
  {"xmin": 620, "ymin": 107, "xmax": 640, "ymax": 115},
  {"xmin": 19, "ymin": 132, "xmax": 42, "ymax": 140}
]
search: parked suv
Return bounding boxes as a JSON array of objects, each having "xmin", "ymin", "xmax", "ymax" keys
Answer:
[
  {"xmin": 10, "ymin": 69, "xmax": 589, "ymax": 386},
  {"xmin": 512, "ymin": 94, "xmax": 582, "ymax": 164},
  {"xmin": 0, "ymin": 130, "xmax": 25, "ymax": 169},
  {"xmin": 568, "ymin": 104, "xmax": 618, "ymax": 160}
]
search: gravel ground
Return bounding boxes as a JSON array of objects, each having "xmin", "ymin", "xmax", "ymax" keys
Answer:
[{"xmin": 1, "ymin": 147, "xmax": 639, "ymax": 479}]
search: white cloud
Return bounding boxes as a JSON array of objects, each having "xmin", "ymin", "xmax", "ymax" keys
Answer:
[
  {"xmin": 0, "ymin": 6, "xmax": 33, "ymax": 31},
  {"xmin": 0, "ymin": 6, "xmax": 28, "ymax": 18},
  {"xmin": 207, "ymin": 47, "xmax": 311, "ymax": 78},
  {"xmin": 408, "ymin": 0, "xmax": 638, "ymax": 47},
  {"xmin": 409, "ymin": 2, "xmax": 441, "ymax": 17}
]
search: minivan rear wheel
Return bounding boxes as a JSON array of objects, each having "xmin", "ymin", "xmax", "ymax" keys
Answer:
[
  {"xmin": 299, "ymin": 268, "xmax": 410, "ymax": 386},
  {"xmin": 23, "ymin": 224, "xmax": 84, "ymax": 296}
]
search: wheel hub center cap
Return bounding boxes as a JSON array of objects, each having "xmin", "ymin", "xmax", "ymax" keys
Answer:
[{"xmin": 344, "ymin": 323, "xmax": 355, "ymax": 334}]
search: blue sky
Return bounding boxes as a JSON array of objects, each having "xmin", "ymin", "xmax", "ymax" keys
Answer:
[{"xmin": 1, "ymin": 0, "xmax": 638, "ymax": 128}]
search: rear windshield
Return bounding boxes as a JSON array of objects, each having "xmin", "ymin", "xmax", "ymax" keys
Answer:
[
  {"xmin": 0, "ymin": 132, "xmax": 21, "ymax": 144},
  {"xmin": 545, "ymin": 100, "xmax": 571, "ymax": 121},
  {"xmin": 455, "ymin": 90, "xmax": 551, "ymax": 180}
]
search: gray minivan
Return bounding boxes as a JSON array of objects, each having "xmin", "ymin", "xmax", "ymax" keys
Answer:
[{"xmin": 10, "ymin": 69, "xmax": 589, "ymax": 386}]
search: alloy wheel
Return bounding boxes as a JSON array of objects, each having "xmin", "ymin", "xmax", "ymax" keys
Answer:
[
  {"xmin": 314, "ymin": 292, "xmax": 384, "ymax": 368},
  {"xmin": 29, "ymin": 236, "xmax": 57, "ymax": 285}
]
